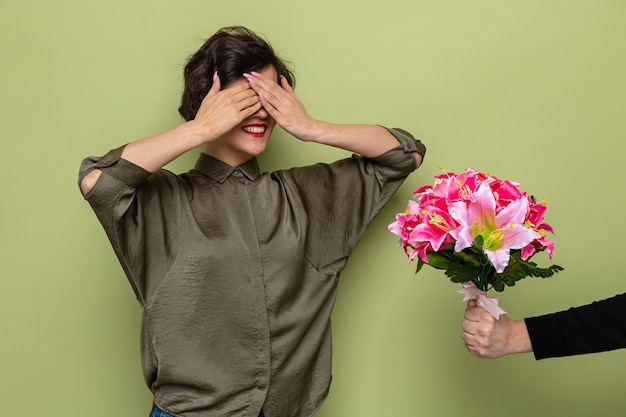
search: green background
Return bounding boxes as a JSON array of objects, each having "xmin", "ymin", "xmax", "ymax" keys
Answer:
[{"xmin": 2, "ymin": 0, "xmax": 625, "ymax": 416}]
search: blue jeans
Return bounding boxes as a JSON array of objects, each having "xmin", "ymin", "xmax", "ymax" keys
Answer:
[{"xmin": 150, "ymin": 402, "xmax": 264, "ymax": 417}]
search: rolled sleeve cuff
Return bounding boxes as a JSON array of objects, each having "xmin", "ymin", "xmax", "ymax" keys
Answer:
[
  {"xmin": 372, "ymin": 127, "xmax": 426, "ymax": 168},
  {"xmin": 79, "ymin": 145, "xmax": 152, "ymax": 189}
]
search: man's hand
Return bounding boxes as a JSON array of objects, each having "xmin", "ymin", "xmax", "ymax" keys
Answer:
[{"xmin": 461, "ymin": 300, "xmax": 533, "ymax": 358}]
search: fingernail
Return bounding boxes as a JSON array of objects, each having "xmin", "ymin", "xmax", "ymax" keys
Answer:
[
  {"xmin": 258, "ymin": 92, "xmax": 264, "ymax": 100},
  {"xmin": 251, "ymin": 71, "xmax": 260, "ymax": 77},
  {"xmin": 213, "ymin": 71, "xmax": 218, "ymax": 81},
  {"xmin": 243, "ymin": 74, "xmax": 255, "ymax": 85}
]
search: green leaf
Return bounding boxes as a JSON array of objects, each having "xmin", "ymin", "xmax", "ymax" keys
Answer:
[
  {"xmin": 490, "ymin": 254, "xmax": 564, "ymax": 292},
  {"xmin": 415, "ymin": 259, "xmax": 424, "ymax": 274},
  {"xmin": 419, "ymin": 251, "xmax": 457, "ymax": 271},
  {"xmin": 413, "ymin": 246, "xmax": 564, "ymax": 295},
  {"xmin": 452, "ymin": 250, "xmax": 484, "ymax": 267},
  {"xmin": 443, "ymin": 262, "xmax": 483, "ymax": 285}
]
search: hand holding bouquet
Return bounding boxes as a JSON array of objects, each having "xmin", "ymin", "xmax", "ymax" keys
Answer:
[{"xmin": 389, "ymin": 167, "xmax": 563, "ymax": 319}]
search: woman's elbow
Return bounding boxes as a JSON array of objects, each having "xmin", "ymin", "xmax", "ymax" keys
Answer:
[
  {"xmin": 80, "ymin": 169, "xmax": 102, "ymax": 195},
  {"xmin": 414, "ymin": 152, "xmax": 424, "ymax": 169}
]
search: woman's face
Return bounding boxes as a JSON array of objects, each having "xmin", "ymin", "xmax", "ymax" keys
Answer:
[{"xmin": 206, "ymin": 65, "xmax": 278, "ymax": 166}]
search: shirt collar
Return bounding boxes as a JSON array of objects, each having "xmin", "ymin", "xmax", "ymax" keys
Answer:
[{"xmin": 194, "ymin": 153, "xmax": 261, "ymax": 183}]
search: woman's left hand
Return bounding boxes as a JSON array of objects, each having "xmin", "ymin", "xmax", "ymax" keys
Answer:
[
  {"xmin": 243, "ymin": 70, "xmax": 412, "ymax": 161},
  {"xmin": 244, "ymin": 71, "xmax": 318, "ymax": 141}
]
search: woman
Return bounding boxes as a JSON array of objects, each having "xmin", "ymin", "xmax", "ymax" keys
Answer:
[{"xmin": 79, "ymin": 26, "xmax": 425, "ymax": 417}]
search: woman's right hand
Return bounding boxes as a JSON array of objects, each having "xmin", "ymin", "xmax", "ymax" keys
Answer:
[
  {"xmin": 113, "ymin": 73, "xmax": 262, "ymax": 175},
  {"xmin": 192, "ymin": 73, "xmax": 263, "ymax": 142}
]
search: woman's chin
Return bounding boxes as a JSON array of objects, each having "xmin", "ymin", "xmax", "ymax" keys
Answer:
[{"xmin": 245, "ymin": 140, "xmax": 269, "ymax": 156}]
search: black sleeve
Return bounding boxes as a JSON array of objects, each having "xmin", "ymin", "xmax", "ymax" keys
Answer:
[{"xmin": 525, "ymin": 293, "xmax": 626, "ymax": 360}]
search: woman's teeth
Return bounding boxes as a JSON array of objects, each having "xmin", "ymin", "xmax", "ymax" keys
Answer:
[{"xmin": 243, "ymin": 126, "xmax": 265, "ymax": 134}]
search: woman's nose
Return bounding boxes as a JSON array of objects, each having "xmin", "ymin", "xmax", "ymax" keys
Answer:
[{"xmin": 254, "ymin": 104, "xmax": 269, "ymax": 118}]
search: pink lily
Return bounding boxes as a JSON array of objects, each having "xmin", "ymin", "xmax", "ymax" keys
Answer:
[
  {"xmin": 449, "ymin": 182, "xmax": 541, "ymax": 273},
  {"xmin": 409, "ymin": 205, "xmax": 458, "ymax": 263}
]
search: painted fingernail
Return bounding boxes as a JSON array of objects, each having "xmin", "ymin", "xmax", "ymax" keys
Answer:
[
  {"xmin": 213, "ymin": 71, "xmax": 218, "ymax": 81},
  {"xmin": 251, "ymin": 71, "xmax": 260, "ymax": 77},
  {"xmin": 243, "ymin": 74, "xmax": 255, "ymax": 85}
]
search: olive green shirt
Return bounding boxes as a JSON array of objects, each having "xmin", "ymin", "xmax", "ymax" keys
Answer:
[{"xmin": 79, "ymin": 128, "xmax": 425, "ymax": 417}]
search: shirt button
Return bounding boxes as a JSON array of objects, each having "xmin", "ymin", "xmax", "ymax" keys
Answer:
[{"xmin": 233, "ymin": 169, "xmax": 243, "ymax": 178}]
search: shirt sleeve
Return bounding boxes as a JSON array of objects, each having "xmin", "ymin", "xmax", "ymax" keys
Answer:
[
  {"xmin": 79, "ymin": 146, "xmax": 183, "ymax": 305},
  {"xmin": 525, "ymin": 293, "xmax": 626, "ymax": 360},
  {"xmin": 280, "ymin": 127, "xmax": 425, "ymax": 276}
]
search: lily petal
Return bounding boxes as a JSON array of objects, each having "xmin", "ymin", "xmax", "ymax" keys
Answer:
[{"xmin": 485, "ymin": 249, "xmax": 511, "ymax": 273}]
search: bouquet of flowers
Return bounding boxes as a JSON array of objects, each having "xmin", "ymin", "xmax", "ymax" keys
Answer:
[{"xmin": 389, "ymin": 167, "xmax": 563, "ymax": 319}]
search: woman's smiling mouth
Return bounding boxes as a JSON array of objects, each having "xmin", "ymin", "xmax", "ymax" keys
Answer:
[{"xmin": 242, "ymin": 124, "xmax": 266, "ymax": 137}]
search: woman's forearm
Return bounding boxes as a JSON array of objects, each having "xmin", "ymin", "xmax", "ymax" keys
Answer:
[
  {"xmin": 80, "ymin": 121, "xmax": 207, "ymax": 196},
  {"xmin": 307, "ymin": 122, "xmax": 423, "ymax": 165},
  {"xmin": 121, "ymin": 73, "xmax": 263, "ymax": 173},
  {"xmin": 120, "ymin": 121, "xmax": 207, "ymax": 173}
]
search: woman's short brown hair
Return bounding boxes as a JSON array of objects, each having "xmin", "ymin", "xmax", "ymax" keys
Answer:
[{"xmin": 178, "ymin": 26, "xmax": 295, "ymax": 121}]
